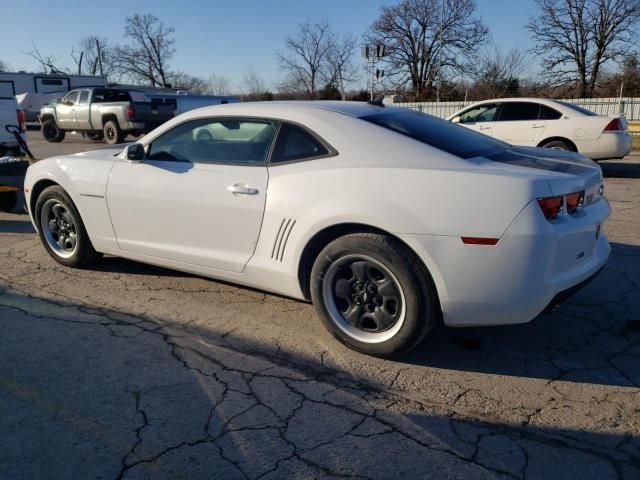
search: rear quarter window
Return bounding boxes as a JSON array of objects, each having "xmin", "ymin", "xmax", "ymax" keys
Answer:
[{"xmin": 362, "ymin": 110, "xmax": 508, "ymax": 159}]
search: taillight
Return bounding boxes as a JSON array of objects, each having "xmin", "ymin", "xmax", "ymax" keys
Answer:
[
  {"xmin": 537, "ymin": 196, "xmax": 563, "ymax": 220},
  {"xmin": 565, "ymin": 191, "xmax": 584, "ymax": 214},
  {"xmin": 16, "ymin": 109, "xmax": 26, "ymax": 133},
  {"xmin": 603, "ymin": 118, "xmax": 622, "ymax": 132},
  {"xmin": 126, "ymin": 104, "xmax": 135, "ymax": 120}
]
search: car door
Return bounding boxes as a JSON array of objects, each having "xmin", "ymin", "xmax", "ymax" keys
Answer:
[
  {"xmin": 56, "ymin": 90, "xmax": 79, "ymax": 129},
  {"xmin": 491, "ymin": 102, "xmax": 546, "ymax": 146},
  {"xmin": 453, "ymin": 103, "xmax": 498, "ymax": 136},
  {"xmin": 106, "ymin": 117, "xmax": 277, "ymax": 273},
  {"xmin": 74, "ymin": 90, "xmax": 92, "ymax": 130}
]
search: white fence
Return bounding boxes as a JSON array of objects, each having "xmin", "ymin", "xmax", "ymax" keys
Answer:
[{"xmin": 395, "ymin": 97, "xmax": 640, "ymax": 121}]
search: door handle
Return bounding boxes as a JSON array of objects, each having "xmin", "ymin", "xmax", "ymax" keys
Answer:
[
  {"xmin": 478, "ymin": 125, "xmax": 491, "ymax": 130},
  {"xmin": 532, "ymin": 124, "xmax": 545, "ymax": 128},
  {"xmin": 227, "ymin": 183, "xmax": 259, "ymax": 195}
]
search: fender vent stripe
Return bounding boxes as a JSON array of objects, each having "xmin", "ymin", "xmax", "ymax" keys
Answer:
[{"xmin": 271, "ymin": 218, "xmax": 296, "ymax": 261}]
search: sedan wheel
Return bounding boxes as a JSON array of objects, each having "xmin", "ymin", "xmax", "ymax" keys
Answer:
[{"xmin": 311, "ymin": 233, "xmax": 439, "ymax": 356}]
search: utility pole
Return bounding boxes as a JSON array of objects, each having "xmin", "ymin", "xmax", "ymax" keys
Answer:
[
  {"xmin": 436, "ymin": 0, "xmax": 445, "ymax": 103},
  {"xmin": 96, "ymin": 38, "xmax": 104, "ymax": 79},
  {"xmin": 361, "ymin": 44, "xmax": 385, "ymax": 101}
]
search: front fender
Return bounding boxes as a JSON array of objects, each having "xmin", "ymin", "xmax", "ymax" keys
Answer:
[{"xmin": 25, "ymin": 155, "xmax": 118, "ymax": 251}]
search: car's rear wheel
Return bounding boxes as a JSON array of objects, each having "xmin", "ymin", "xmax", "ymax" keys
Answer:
[
  {"xmin": 42, "ymin": 119, "xmax": 65, "ymax": 143},
  {"xmin": 35, "ymin": 185, "xmax": 101, "ymax": 267},
  {"xmin": 541, "ymin": 139, "xmax": 572, "ymax": 151},
  {"xmin": 103, "ymin": 120, "xmax": 124, "ymax": 145},
  {"xmin": 310, "ymin": 233, "xmax": 439, "ymax": 356}
]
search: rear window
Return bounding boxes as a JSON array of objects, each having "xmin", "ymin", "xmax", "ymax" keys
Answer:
[
  {"xmin": 362, "ymin": 110, "xmax": 508, "ymax": 159},
  {"xmin": 556, "ymin": 101, "xmax": 597, "ymax": 116},
  {"xmin": 92, "ymin": 89, "xmax": 132, "ymax": 103}
]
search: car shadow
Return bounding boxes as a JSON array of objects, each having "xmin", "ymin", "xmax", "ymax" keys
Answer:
[
  {"xmin": 1, "ymin": 287, "xmax": 637, "ymax": 479},
  {"xmin": 600, "ymin": 161, "xmax": 640, "ymax": 178},
  {"xmin": 62, "ymin": 240, "xmax": 640, "ymax": 388}
]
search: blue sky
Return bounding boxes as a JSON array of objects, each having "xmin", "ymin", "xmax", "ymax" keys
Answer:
[{"xmin": 0, "ymin": 0, "xmax": 539, "ymax": 88}]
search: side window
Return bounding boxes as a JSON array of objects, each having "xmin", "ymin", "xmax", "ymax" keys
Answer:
[
  {"xmin": 78, "ymin": 90, "xmax": 90, "ymax": 105},
  {"xmin": 539, "ymin": 105, "xmax": 562, "ymax": 120},
  {"xmin": 147, "ymin": 117, "xmax": 277, "ymax": 165},
  {"xmin": 62, "ymin": 91, "xmax": 79, "ymax": 106},
  {"xmin": 270, "ymin": 123, "xmax": 329, "ymax": 163},
  {"xmin": 497, "ymin": 102, "xmax": 540, "ymax": 121},
  {"xmin": 458, "ymin": 104, "xmax": 498, "ymax": 123}
]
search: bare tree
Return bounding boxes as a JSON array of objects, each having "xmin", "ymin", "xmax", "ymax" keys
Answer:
[
  {"xmin": 528, "ymin": 0, "xmax": 640, "ymax": 98},
  {"xmin": 277, "ymin": 19, "xmax": 333, "ymax": 99},
  {"xmin": 167, "ymin": 72, "xmax": 210, "ymax": 93},
  {"xmin": 207, "ymin": 74, "xmax": 232, "ymax": 95},
  {"xmin": 241, "ymin": 67, "xmax": 272, "ymax": 100},
  {"xmin": 324, "ymin": 33, "xmax": 359, "ymax": 100},
  {"xmin": 112, "ymin": 14, "xmax": 175, "ymax": 87},
  {"xmin": 367, "ymin": 0, "xmax": 488, "ymax": 99},
  {"xmin": 71, "ymin": 36, "xmax": 111, "ymax": 76},
  {"xmin": 22, "ymin": 44, "xmax": 67, "ymax": 73},
  {"xmin": 471, "ymin": 47, "xmax": 527, "ymax": 98},
  {"xmin": 0, "ymin": 59, "xmax": 8, "ymax": 72}
]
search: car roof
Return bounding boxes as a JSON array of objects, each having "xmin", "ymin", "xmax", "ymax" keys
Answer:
[
  {"xmin": 183, "ymin": 100, "xmax": 389, "ymax": 119},
  {"xmin": 463, "ymin": 97, "xmax": 562, "ymax": 107}
]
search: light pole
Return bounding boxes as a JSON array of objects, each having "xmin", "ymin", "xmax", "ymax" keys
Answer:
[{"xmin": 361, "ymin": 44, "xmax": 385, "ymax": 101}]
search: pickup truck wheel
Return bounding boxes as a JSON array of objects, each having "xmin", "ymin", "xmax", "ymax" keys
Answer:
[
  {"xmin": 103, "ymin": 120, "xmax": 124, "ymax": 145},
  {"xmin": 42, "ymin": 119, "xmax": 65, "ymax": 143},
  {"xmin": 87, "ymin": 132, "xmax": 104, "ymax": 141}
]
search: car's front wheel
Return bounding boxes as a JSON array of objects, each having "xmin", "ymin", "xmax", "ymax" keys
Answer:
[
  {"xmin": 35, "ymin": 185, "xmax": 101, "ymax": 267},
  {"xmin": 310, "ymin": 233, "xmax": 439, "ymax": 356}
]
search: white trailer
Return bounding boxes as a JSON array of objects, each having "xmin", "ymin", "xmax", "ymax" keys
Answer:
[{"xmin": 0, "ymin": 72, "xmax": 106, "ymax": 122}]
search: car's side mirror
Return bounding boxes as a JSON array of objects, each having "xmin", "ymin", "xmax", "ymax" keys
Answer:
[
  {"xmin": 125, "ymin": 143, "xmax": 145, "ymax": 162},
  {"xmin": 451, "ymin": 116, "xmax": 461, "ymax": 123}
]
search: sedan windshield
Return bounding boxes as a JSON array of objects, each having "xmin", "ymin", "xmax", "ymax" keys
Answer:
[{"xmin": 362, "ymin": 109, "xmax": 509, "ymax": 159}]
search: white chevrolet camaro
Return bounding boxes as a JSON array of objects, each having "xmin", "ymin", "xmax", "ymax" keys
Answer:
[
  {"xmin": 447, "ymin": 98, "xmax": 632, "ymax": 161},
  {"xmin": 24, "ymin": 101, "xmax": 611, "ymax": 356}
]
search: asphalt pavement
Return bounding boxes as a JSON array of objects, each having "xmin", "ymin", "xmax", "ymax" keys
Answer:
[{"xmin": 0, "ymin": 132, "xmax": 638, "ymax": 479}]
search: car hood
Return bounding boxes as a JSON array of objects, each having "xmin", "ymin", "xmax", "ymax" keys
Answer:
[{"xmin": 70, "ymin": 146, "xmax": 124, "ymax": 160}]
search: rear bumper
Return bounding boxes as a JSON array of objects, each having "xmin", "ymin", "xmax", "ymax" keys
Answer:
[
  {"xmin": 398, "ymin": 197, "xmax": 611, "ymax": 327},
  {"xmin": 578, "ymin": 133, "xmax": 632, "ymax": 160},
  {"xmin": 541, "ymin": 266, "xmax": 602, "ymax": 314}
]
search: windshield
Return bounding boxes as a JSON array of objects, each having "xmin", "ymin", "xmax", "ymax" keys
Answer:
[
  {"xmin": 361, "ymin": 109, "xmax": 509, "ymax": 159},
  {"xmin": 556, "ymin": 101, "xmax": 597, "ymax": 116}
]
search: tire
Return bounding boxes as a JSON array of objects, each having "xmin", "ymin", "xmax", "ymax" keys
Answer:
[
  {"xmin": 103, "ymin": 120, "xmax": 124, "ymax": 145},
  {"xmin": 87, "ymin": 132, "xmax": 104, "ymax": 141},
  {"xmin": 0, "ymin": 191, "xmax": 17, "ymax": 212},
  {"xmin": 42, "ymin": 119, "xmax": 65, "ymax": 143},
  {"xmin": 541, "ymin": 140, "xmax": 572, "ymax": 151},
  {"xmin": 310, "ymin": 233, "xmax": 439, "ymax": 356},
  {"xmin": 35, "ymin": 185, "xmax": 101, "ymax": 267}
]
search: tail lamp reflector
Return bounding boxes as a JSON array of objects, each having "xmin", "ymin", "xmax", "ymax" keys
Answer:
[{"xmin": 461, "ymin": 237, "xmax": 499, "ymax": 246}]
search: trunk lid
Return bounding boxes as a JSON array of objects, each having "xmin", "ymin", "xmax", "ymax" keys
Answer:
[{"xmin": 483, "ymin": 146, "xmax": 604, "ymax": 199}]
